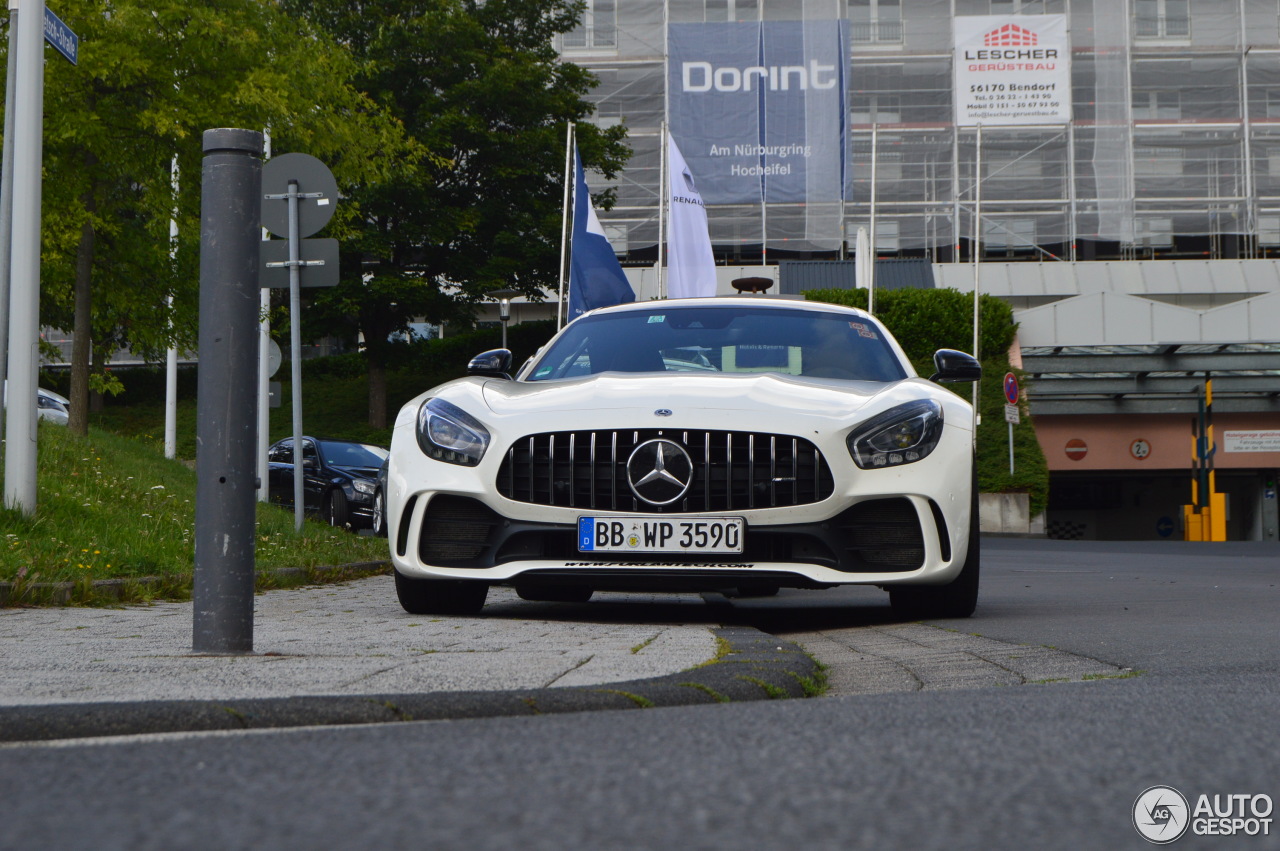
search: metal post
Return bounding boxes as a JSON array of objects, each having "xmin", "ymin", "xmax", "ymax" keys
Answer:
[
  {"xmin": 4, "ymin": 0, "xmax": 44, "ymax": 514},
  {"xmin": 0, "ymin": 0, "xmax": 20, "ymax": 421},
  {"xmin": 164, "ymin": 158, "xmax": 180, "ymax": 459},
  {"xmin": 257, "ymin": 131, "xmax": 272, "ymax": 503},
  {"xmin": 557, "ymin": 123, "xmax": 574, "ymax": 329},
  {"xmin": 287, "ymin": 179, "xmax": 305, "ymax": 531},
  {"xmin": 257, "ymin": 287, "xmax": 271, "ymax": 502},
  {"xmin": 658, "ymin": 122, "xmax": 667, "ymax": 300},
  {"xmin": 1008, "ymin": 421, "xmax": 1015, "ymax": 474},
  {"xmin": 868, "ymin": 124, "xmax": 878, "ymax": 315},
  {"xmin": 972, "ymin": 124, "xmax": 983, "ymax": 439},
  {"xmin": 193, "ymin": 128, "xmax": 264, "ymax": 654}
]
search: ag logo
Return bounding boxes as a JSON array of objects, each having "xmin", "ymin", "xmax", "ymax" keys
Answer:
[{"xmin": 1133, "ymin": 786, "xmax": 1190, "ymax": 844}]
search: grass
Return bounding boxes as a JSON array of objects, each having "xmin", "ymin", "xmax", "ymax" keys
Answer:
[{"xmin": 0, "ymin": 421, "xmax": 388, "ymax": 595}]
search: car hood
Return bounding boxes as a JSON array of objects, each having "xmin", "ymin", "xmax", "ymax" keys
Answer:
[{"xmin": 480, "ymin": 372, "xmax": 901, "ymax": 421}]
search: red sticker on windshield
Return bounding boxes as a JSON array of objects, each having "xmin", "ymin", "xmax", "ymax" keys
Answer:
[{"xmin": 849, "ymin": 322, "xmax": 877, "ymax": 339}]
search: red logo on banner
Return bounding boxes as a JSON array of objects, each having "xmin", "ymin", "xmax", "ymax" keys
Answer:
[{"xmin": 984, "ymin": 24, "xmax": 1038, "ymax": 47}]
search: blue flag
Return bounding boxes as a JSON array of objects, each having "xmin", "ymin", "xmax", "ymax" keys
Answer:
[{"xmin": 569, "ymin": 149, "xmax": 634, "ymax": 320}]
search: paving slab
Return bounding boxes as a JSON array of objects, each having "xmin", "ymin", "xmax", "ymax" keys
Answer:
[{"xmin": 0, "ymin": 577, "xmax": 721, "ymax": 706}]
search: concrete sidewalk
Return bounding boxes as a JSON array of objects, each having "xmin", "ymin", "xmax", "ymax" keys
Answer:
[{"xmin": 0, "ymin": 575, "xmax": 818, "ymax": 742}]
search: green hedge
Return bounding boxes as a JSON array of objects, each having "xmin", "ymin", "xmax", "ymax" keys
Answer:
[{"xmin": 805, "ymin": 287, "xmax": 1049, "ymax": 515}]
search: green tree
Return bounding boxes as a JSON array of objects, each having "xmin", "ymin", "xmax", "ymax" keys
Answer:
[
  {"xmin": 24, "ymin": 0, "xmax": 411, "ymax": 433},
  {"xmin": 281, "ymin": 0, "xmax": 630, "ymax": 428}
]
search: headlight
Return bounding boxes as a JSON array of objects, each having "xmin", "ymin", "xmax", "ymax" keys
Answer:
[
  {"xmin": 417, "ymin": 398, "xmax": 491, "ymax": 466},
  {"xmin": 847, "ymin": 400, "xmax": 944, "ymax": 469},
  {"xmin": 352, "ymin": 480, "xmax": 376, "ymax": 495}
]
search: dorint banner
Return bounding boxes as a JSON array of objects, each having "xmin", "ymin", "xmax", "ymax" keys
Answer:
[
  {"xmin": 667, "ymin": 20, "xmax": 849, "ymax": 205},
  {"xmin": 954, "ymin": 15, "xmax": 1071, "ymax": 127}
]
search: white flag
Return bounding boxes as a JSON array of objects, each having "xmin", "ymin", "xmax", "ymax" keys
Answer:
[{"xmin": 667, "ymin": 134, "xmax": 717, "ymax": 299}]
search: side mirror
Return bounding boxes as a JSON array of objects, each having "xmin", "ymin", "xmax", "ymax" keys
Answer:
[
  {"xmin": 467, "ymin": 348, "xmax": 513, "ymax": 379},
  {"xmin": 929, "ymin": 349, "xmax": 982, "ymax": 383}
]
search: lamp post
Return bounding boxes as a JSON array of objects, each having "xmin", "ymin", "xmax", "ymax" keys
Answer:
[{"xmin": 490, "ymin": 287, "xmax": 520, "ymax": 350}]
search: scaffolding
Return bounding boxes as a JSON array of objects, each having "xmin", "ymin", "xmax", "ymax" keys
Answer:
[{"xmin": 561, "ymin": 0, "xmax": 1280, "ymax": 262}]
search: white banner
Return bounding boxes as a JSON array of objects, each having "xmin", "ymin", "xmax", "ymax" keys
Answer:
[
  {"xmin": 954, "ymin": 15, "xmax": 1071, "ymax": 127},
  {"xmin": 1223, "ymin": 431, "xmax": 1280, "ymax": 453},
  {"xmin": 666, "ymin": 134, "xmax": 717, "ymax": 299}
]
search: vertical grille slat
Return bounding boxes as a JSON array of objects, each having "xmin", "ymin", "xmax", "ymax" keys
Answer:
[{"xmin": 497, "ymin": 429, "xmax": 834, "ymax": 513}]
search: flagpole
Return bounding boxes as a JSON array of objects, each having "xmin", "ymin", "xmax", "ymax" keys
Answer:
[
  {"xmin": 868, "ymin": 123, "xmax": 878, "ymax": 315},
  {"xmin": 658, "ymin": 122, "xmax": 668, "ymax": 300},
  {"xmin": 972, "ymin": 122, "xmax": 982, "ymax": 440},
  {"xmin": 661, "ymin": 0, "xmax": 670, "ymax": 300},
  {"xmin": 557, "ymin": 122, "xmax": 575, "ymax": 329}
]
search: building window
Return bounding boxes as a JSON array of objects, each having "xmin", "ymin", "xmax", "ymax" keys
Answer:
[
  {"xmin": 1132, "ymin": 90, "xmax": 1181, "ymax": 121},
  {"xmin": 983, "ymin": 219, "xmax": 1035, "ymax": 252},
  {"xmin": 1135, "ymin": 0, "xmax": 1189, "ymax": 40},
  {"xmin": 849, "ymin": 0, "xmax": 902, "ymax": 44},
  {"xmin": 851, "ymin": 95, "xmax": 902, "ymax": 125},
  {"xmin": 1135, "ymin": 147, "xmax": 1183, "ymax": 178},
  {"xmin": 990, "ymin": 0, "xmax": 1051, "ymax": 13},
  {"xmin": 985, "ymin": 154, "xmax": 1042, "ymax": 180},
  {"xmin": 1134, "ymin": 217, "xmax": 1174, "ymax": 247},
  {"xmin": 562, "ymin": 0, "xmax": 616, "ymax": 50},
  {"xmin": 1259, "ymin": 216, "xmax": 1280, "ymax": 245}
]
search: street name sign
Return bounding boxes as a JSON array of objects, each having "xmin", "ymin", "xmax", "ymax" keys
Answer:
[{"xmin": 43, "ymin": 6, "xmax": 78, "ymax": 65}]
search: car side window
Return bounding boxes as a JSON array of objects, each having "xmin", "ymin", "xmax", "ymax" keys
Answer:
[
  {"xmin": 269, "ymin": 440, "xmax": 292, "ymax": 463},
  {"xmin": 302, "ymin": 441, "xmax": 319, "ymax": 468}
]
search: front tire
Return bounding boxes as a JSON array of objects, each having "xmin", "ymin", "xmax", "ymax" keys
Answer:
[
  {"xmin": 395, "ymin": 570, "xmax": 488, "ymax": 615},
  {"xmin": 890, "ymin": 479, "xmax": 980, "ymax": 620},
  {"xmin": 324, "ymin": 489, "xmax": 350, "ymax": 528}
]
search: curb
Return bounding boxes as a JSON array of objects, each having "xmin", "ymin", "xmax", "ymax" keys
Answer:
[{"xmin": 0, "ymin": 626, "xmax": 819, "ymax": 744}]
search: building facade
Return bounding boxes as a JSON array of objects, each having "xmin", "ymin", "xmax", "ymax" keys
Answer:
[{"xmin": 557, "ymin": 0, "xmax": 1280, "ymax": 541}]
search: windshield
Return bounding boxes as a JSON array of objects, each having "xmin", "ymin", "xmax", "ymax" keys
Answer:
[
  {"xmin": 527, "ymin": 305, "xmax": 908, "ymax": 383},
  {"xmin": 318, "ymin": 440, "xmax": 389, "ymax": 468}
]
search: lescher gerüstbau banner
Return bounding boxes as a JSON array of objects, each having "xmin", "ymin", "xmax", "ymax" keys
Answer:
[{"xmin": 954, "ymin": 15, "xmax": 1071, "ymax": 126}]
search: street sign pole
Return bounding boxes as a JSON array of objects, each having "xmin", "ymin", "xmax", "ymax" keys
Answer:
[
  {"xmin": 1004, "ymin": 372, "xmax": 1020, "ymax": 475},
  {"xmin": 287, "ymin": 180, "xmax": 305, "ymax": 531},
  {"xmin": 0, "ymin": 0, "xmax": 20, "ymax": 425},
  {"xmin": 260, "ymin": 152, "xmax": 339, "ymax": 531},
  {"xmin": 4, "ymin": 0, "xmax": 45, "ymax": 514}
]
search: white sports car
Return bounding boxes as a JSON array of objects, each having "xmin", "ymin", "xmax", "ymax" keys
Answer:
[{"xmin": 385, "ymin": 297, "xmax": 982, "ymax": 618}]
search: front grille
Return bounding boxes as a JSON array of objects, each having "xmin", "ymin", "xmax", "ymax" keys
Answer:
[{"xmin": 496, "ymin": 429, "xmax": 835, "ymax": 513}]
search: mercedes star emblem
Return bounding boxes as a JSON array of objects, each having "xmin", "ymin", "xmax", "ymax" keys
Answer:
[{"xmin": 626, "ymin": 439, "xmax": 694, "ymax": 506}]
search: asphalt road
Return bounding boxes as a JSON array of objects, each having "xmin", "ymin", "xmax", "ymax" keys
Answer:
[{"xmin": 3, "ymin": 539, "xmax": 1278, "ymax": 851}]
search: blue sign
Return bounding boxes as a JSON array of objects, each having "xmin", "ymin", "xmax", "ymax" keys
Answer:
[
  {"xmin": 1156, "ymin": 516, "xmax": 1174, "ymax": 538},
  {"xmin": 44, "ymin": 6, "xmax": 79, "ymax": 65},
  {"xmin": 667, "ymin": 21, "xmax": 849, "ymax": 205}
]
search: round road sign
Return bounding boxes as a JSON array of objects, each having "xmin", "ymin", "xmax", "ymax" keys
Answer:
[
  {"xmin": 1065, "ymin": 438, "xmax": 1088, "ymax": 461},
  {"xmin": 1130, "ymin": 438, "xmax": 1151, "ymax": 461},
  {"xmin": 260, "ymin": 152, "xmax": 339, "ymax": 239},
  {"xmin": 1003, "ymin": 372, "xmax": 1020, "ymax": 405}
]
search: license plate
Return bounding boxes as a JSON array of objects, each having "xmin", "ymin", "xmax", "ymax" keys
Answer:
[{"xmin": 577, "ymin": 516, "xmax": 745, "ymax": 554}]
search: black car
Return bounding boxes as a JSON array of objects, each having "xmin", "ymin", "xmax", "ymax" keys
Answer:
[{"xmin": 267, "ymin": 437, "xmax": 389, "ymax": 531}]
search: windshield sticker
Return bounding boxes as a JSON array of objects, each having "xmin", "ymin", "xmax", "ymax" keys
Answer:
[
  {"xmin": 648, "ymin": 315, "xmax": 665, "ymax": 324},
  {"xmin": 849, "ymin": 322, "xmax": 878, "ymax": 339}
]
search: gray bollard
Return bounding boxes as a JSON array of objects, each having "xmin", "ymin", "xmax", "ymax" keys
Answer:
[{"xmin": 193, "ymin": 129, "xmax": 264, "ymax": 654}]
